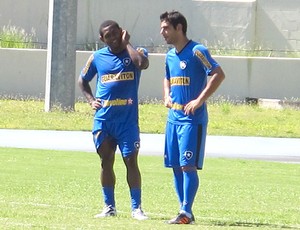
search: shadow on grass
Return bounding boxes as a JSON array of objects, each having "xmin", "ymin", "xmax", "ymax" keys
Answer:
[{"xmin": 211, "ymin": 220, "xmax": 300, "ymax": 229}]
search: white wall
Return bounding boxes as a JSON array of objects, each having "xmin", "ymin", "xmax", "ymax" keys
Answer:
[
  {"xmin": 216, "ymin": 56, "xmax": 300, "ymax": 100},
  {"xmin": 0, "ymin": 49, "xmax": 46, "ymax": 98},
  {"xmin": 256, "ymin": 0, "xmax": 300, "ymax": 51},
  {"xmin": 0, "ymin": 48, "xmax": 299, "ymax": 101},
  {"xmin": 0, "ymin": 1, "xmax": 49, "ymax": 48},
  {"xmin": 1, "ymin": 0, "xmax": 300, "ymax": 52}
]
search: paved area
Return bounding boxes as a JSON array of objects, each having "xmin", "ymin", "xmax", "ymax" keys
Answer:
[{"xmin": 0, "ymin": 129, "xmax": 300, "ymax": 163}]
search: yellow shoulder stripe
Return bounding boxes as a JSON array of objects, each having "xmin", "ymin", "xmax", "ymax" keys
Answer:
[
  {"xmin": 194, "ymin": 50, "xmax": 212, "ymax": 69},
  {"xmin": 82, "ymin": 54, "xmax": 94, "ymax": 75}
]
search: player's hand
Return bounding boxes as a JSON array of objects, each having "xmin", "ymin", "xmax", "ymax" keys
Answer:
[
  {"xmin": 164, "ymin": 96, "xmax": 172, "ymax": 108},
  {"xmin": 184, "ymin": 99, "xmax": 202, "ymax": 115},
  {"xmin": 121, "ymin": 29, "xmax": 130, "ymax": 46},
  {"xmin": 90, "ymin": 98, "xmax": 102, "ymax": 110}
]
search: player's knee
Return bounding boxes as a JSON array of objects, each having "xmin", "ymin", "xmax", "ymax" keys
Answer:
[
  {"xmin": 181, "ymin": 166, "xmax": 196, "ymax": 171},
  {"xmin": 123, "ymin": 153, "xmax": 138, "ymax": 168}
]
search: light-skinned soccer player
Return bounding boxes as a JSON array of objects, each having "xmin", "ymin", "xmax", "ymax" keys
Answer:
[{"xmin": 160, "ymin": 11, "xmax": 225, "ymax": 224}]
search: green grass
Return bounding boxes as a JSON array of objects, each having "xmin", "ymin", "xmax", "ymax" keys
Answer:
[
  {"xmin": 207, "ymin": 102, "xmax": 300, "ymax": 137},
  {"xmin": 0, "ymin": 99, "xmax": 300, "ymax": 137},
  {"xmin": 0, "ymin": 148, "xmax": 299, "ymax": 229},
  {"xmin": 0, "ymin": 25, "xmax": 36, "ymax": 49}
]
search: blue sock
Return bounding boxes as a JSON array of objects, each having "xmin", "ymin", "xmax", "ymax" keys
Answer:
[
  {"xmin": 130, "ymin": 188, "xmax": 141, "ymax": 210},
  {"xmin": 102, "ymin": 187, "xmax": 115, "ymax": 207},
  {"xmin": 182, "ymin": 170, "xmax": 199, "ymax": 214},
  {"xmin": 173, "ymin": 168, "xmax": 184, "ymax": 209}
]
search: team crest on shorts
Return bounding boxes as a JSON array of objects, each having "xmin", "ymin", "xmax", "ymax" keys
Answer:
[
  {"xmin": 184, "ymin": 151, "xmax": 193, "ymax": 160},
  {"xmin": 134, "ymin": 141, "xmax": 140, "ymax": 150}
]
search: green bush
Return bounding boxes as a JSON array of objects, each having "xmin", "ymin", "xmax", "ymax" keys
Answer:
[{"xmin": 0, "ymin": 24, "xmax": 37, "ymax": 48}]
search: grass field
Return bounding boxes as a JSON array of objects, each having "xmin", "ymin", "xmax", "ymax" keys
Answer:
[
  {"xmin": 0, "ymin": 99, "xmax": 300, "ymax": 137},
  {"xmin": 0, "ymin": 148, "xmax": 299, "ymax": 229},
  {"xmin": 1, "ymin": 99, "xmax": 300, "ymax": 229}
]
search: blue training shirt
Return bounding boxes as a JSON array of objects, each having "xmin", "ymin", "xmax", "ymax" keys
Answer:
[
  {"xmin": 80, "ymin": 46, "xmax": 148, "ymax": 123},
  {"xmin": 165, "ymin": 40, "xmax": 219, "ymax": 124}
]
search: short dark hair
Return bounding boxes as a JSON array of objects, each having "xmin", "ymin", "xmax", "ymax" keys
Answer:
[
  {"xmin": 99, "ymin": 20, "xmax": 120, "ymax": 36},
  {"xmin": 160, "ymin": 11, "xmax": 187, "ymax": 35}
]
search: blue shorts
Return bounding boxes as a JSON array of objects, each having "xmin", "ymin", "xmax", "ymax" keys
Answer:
[
  {"xmin": 164, "ymin": 121, "xmax": 207, "ymax": 170},
  {"xmin": 92, "ymin": 120, "xmax": 140, "ymax": 158}
]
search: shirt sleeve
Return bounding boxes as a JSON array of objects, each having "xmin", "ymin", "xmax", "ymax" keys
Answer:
[
  {"xmin": 80, "ymin": 53, "xmax": 97, "ymax": 81},
  {"xmin": 165, "ymin": 56, "xmax": 170, "ymax": 80},
  {"xmin": 136, "ymin": 47, "xmax": 149, "ymax": 58},
  {"xmin": 194, "ymin": 45, "xmax": 219, "ymax": 75}
]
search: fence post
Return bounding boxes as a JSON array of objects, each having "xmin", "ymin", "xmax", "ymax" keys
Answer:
[{"xmin": 45, "ymin": 0, "xmax": 78, "ymax": 111}]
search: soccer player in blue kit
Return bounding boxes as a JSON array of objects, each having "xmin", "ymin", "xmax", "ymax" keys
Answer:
[
  {"xmin": 78, "ymin": 20, "xmax": 149, "ymax": 220},
  {"xmin": 160, "ymin": 11, "xmax": 225, "ymax": 224}
]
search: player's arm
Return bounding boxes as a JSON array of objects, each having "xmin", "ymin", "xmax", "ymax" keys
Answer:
[
  {"xmin": 184, "ymin": 66, "xmax": 225, "ymax": 115},
  {"xmin": 200, "ymin": 66, "xmax": 225, "ymax": 103},
  {"xmin": 163, "ymin": 78, "xmax": 172, "ymax": 108},
  {"xmin": 78, "ymin": 76, "xmax": 101, "ymax": 110},
  {"xmin": 122, "ymin": 30, "xmax": 149, "ymax": 70},
  {"xmin": 78, "ymin": 54, "xmax": 101, "ymax": 110}
]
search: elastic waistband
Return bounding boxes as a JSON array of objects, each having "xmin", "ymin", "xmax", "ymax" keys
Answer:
[{"xmin": 171, "ymin": 103, "xmax": 185, "ymax": 110}]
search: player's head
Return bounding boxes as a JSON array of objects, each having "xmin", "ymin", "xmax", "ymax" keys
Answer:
[
  {"xmin": 99, "ymin": 20, "xmax": 123, "ymax": 53},
  {"xmin": 160, "ymin": 11, "xmax": 187, "ymax": 36},
  {"xmin": 99, "ymin": 20, "xmax": 120, "ymax": 37}
]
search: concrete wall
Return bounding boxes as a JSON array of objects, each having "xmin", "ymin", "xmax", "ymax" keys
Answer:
[
  {"xmin": 1, "ymin": 0, "xmax": 300, "ymax": 52},
  {"xmin": 1, "ymin": 48, "xmax": 299, "ymax": 101},
  {"xmin": 216, "ymin": 56, "xmax": 300, "ymax": 100},
  {"xmin": 256, "ymin": 0, "xmax": 300, "ymax": 51}
]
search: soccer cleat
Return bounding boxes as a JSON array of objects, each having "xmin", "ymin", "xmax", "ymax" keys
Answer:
[
  {"xmin": 131, "ymin": 208, "xmax": 148, "ymax": 220},
  {"xmin": 94, "ymin": 205, "xmax": 117, "ymax": 218},
  {"xmin": 167, "ymin": 213, "xmax": 195, "ymax": 224}
]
